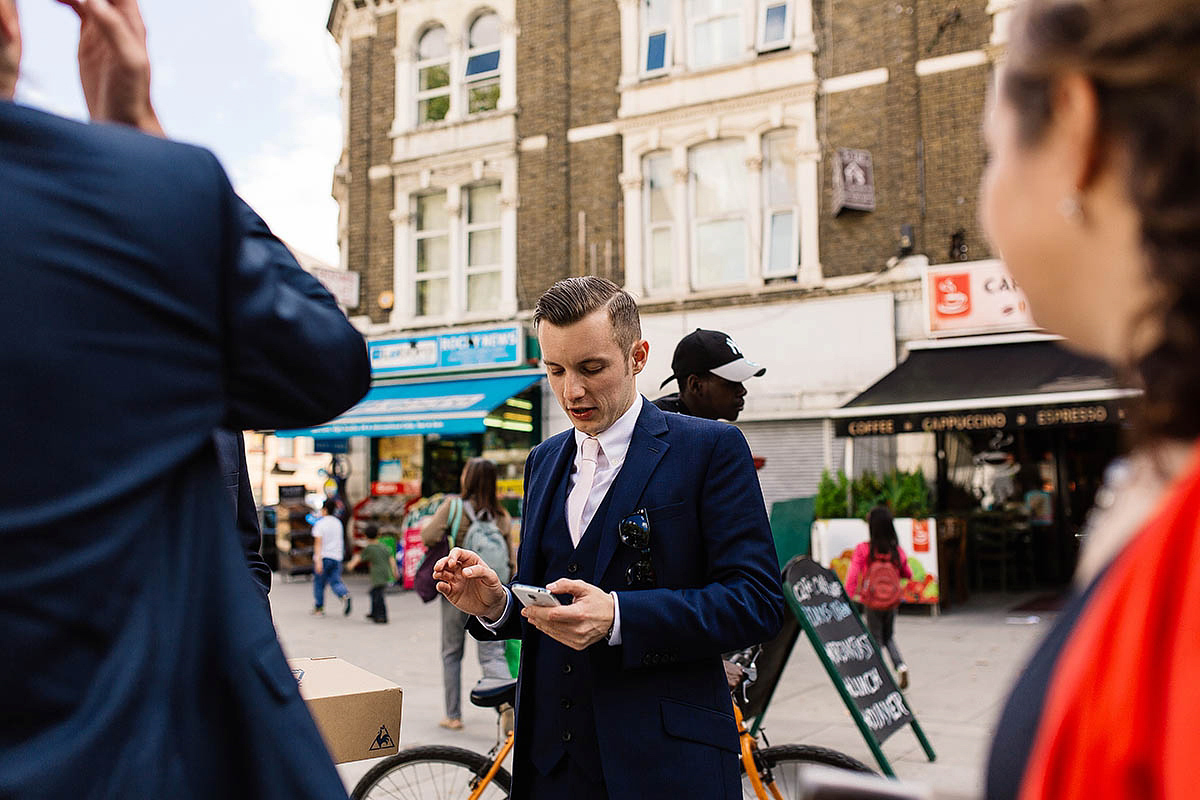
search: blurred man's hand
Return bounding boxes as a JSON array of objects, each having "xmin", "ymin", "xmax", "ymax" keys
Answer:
[
  {"xmin": 56, "ymin": 0, "xmax": 163, "ymax": 135},
  {"xmin": 434, "ymin": 547, "xmax": 508, "ymax": 621}
]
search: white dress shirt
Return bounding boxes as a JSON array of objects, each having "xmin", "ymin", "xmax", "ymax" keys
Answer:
[{"xmin": 482, "ymin": 395, "xmax": 644, "ymax": 645}]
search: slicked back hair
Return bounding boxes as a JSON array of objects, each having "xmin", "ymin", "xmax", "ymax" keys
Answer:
[{"xmin": 533, "ymin": 276, "xmax": 642, "ymax": 355}]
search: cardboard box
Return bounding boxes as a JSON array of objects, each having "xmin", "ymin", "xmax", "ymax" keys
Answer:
[{"xmin": 289, "ymin": 656, "xmax": 403, "ymax": 764}]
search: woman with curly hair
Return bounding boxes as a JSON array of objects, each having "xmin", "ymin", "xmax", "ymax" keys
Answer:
[{"xmin": 981, "ymin": 0, "xmax": 1200, "ymax": 797}]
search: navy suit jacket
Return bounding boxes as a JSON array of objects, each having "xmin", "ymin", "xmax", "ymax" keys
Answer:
[
  {"xmin": 473, "ymin": 400, "xmax": 785, "ymax": 799},
  {"xmin": 0, "ymin": 101, "xmax": 370, "ymax": 798},
  {"xmin": 214, "ymin": 429, "xmax": 271, "ymax": 600}
]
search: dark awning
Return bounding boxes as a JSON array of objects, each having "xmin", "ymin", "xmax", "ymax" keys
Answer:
[{"xmin": 830, "ymin": 339, "xmax": 1139, "ymax": 437}]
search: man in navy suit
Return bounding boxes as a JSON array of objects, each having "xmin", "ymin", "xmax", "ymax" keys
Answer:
[
  {"xmin": 435, "ymin": 277, "xmax": 785, "ymax": 798},
  {"xmin": 0, "ymin": 0, "xmax": 369, "ymax": 796}
]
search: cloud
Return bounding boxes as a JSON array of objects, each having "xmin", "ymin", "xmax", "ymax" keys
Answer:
[{"xmin": 234, "ymin": 0, "xmax": 345, "ymax": 265}]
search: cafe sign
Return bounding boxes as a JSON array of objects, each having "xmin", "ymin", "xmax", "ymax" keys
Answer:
[
  {"xmin": 924, "ymin": 260, "xmax": 1038, "ymax": 337},
  {"xmin": 835, "ymin": 400, "xmax": 1125, "ymax": 437}
]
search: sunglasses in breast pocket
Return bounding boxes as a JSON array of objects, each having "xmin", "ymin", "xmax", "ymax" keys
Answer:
[{"xmin": 618, "ymin": 508, "xmax": 656, "ymax": 588}]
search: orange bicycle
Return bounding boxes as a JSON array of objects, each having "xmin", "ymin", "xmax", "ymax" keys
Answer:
[{"xmin": 352, "ymin": 639, "xmax": 873, "ymax": 799}]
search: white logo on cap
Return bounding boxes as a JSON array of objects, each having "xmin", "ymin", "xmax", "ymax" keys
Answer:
[{"xmin": 725, "ymin": 337, "xmax": 742, "ymax": 356}]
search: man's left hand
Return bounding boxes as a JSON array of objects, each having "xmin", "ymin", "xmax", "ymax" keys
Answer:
[
  {"xmin": 56, "ymin": 0, "xmax": 164, "ymax": 135},
  {"xmin": 522, "ymin": 579, "xmax": 614, "ymax": 651}
]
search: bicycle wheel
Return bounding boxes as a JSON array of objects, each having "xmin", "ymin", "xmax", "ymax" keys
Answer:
[
  {"xmin": 740, "ymin": 744, "xmax": 875, "ymax": 798},
  {"xmin": 352, "ymin": 745, "xmax": 512, "ymax": 800}
]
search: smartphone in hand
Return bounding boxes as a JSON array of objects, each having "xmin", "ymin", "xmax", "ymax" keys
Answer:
[{"xmin": 512, "ymin": 583, "xmax": 572, "ymax": 608}]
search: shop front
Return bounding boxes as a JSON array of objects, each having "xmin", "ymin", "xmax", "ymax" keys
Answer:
[
  {"xmin": 828, "ymin": 334, "xmax": 1139, "ymax": 597},
  {"xmin": 277, "ymin": 324, "xmax": 542, "ymax": 585}
]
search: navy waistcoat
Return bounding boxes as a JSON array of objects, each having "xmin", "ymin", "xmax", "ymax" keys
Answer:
[{"xmin": 527, "ymin": 462, "xmax": 619, "ymax": 780}]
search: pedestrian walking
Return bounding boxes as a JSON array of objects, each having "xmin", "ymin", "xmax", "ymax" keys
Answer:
[
  {"xmin": 844, "ymin": 505, "xmax": 913, "ymax": 689},
  {"xmin": 980, "ymin": 0, "xmax": 1200, "ymax": 797},
  {"xmin": 421, "ymin": 458, "xmax": 513, "ymax": 730},
  {"xmin": 652, "ymin": 328, "xmax": 765, "ymax": 421},
  {"xmin": 348, "ymin": 525, "xmax": 396, "ymax": 623},
  {"xmin": 313, "ymin": 499, "xmax": 352, "ymax": 616}
]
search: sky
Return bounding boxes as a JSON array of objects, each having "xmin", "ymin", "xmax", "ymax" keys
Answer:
[{"xmin": 15, "ymin": 0, "xmax": 344, "ymax": 265}]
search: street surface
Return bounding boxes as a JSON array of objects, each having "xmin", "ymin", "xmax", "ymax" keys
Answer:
[{"xmin": 271, "ymin": 572, "xmax": 1050, "ymax": 799}]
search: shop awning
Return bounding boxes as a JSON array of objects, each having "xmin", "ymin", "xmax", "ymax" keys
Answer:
[
  {"xmin": 830, "ymin": 339, "xmax": 1140, "ymax": 437},
  {"xmin": 276, "ymin": 370, "xmax": 543, "ymax": 438}
]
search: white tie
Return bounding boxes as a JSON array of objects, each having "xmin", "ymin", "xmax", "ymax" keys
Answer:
[{"xmin": 567, "ymin": 437, "xmax": 600, "ymax": 546}]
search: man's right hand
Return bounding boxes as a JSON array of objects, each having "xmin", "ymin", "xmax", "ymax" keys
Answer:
[{"xmin": 434, "ymin": 547, "xmax": 507, "ymax": 621}]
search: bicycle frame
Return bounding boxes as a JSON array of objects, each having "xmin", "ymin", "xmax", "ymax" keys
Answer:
[
  {"xmin": 466, "ymin": 729, "xmax": 514, "ymax": 800},
  {"xmin": 734, "ymin": 698, "xmax": 785, "ymax": 800}
]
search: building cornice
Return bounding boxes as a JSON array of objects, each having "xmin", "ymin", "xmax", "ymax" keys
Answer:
[{"xmin": 617, "ymin": 82, "xmax": 817, "ymax": 133}]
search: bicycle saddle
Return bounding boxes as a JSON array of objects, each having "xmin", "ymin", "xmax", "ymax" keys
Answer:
[{"xmin": 470, "ymin": 678, "xmax": 517, "ymax": 708}]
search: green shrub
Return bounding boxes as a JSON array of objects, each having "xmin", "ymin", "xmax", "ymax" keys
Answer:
[
  {"xmin": 815, "ymin": 469, "xmax": 850, "ymax": 518},
  {"xmin": 853, "ymin": 468, "xmax": 933, "ymax": 519}
]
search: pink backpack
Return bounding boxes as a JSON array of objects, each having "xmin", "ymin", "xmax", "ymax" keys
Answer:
[{"xmin": 860, "ymin": 553, "xmax": 903, "ymax": 610}]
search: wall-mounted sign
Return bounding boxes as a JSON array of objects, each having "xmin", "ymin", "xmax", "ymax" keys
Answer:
[
  {"xmin": 832, "ymin": 148, "xmax": 876, "ymax": 214},
  {"xmin": 308, "ymin": 266, "xmax": 360, "ymax": 309},
  {"xmin": 924, "ymin": 260, "xmax": 1038, "ymax": 337},
  {"xmin": 835, "ymin": 400, "xmax": 1126, "ymax": 437},
  {"xmin": 368, "ymin": 325, "xmax": 525, "ymax": 377}
]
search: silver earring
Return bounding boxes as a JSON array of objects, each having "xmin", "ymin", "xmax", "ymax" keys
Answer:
[{"xmin": 1058, "ymin": 195, "xmax": 1084, "ymax": 222}]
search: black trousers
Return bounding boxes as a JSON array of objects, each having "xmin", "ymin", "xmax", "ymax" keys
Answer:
[
  {"xmin": 865, "ymin": 608, "xmax": 904, "ymax": 668},
  {"xmin": 369, "ymin": 585, "xmax": 387, "ymax": 621}
]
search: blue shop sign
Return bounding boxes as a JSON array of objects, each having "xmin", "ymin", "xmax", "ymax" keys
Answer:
[{"xmin": 369, "ymin": 325, "xmax": 525, "ymax": 376}]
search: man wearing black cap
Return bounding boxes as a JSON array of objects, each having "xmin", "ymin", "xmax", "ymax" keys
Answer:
[{"xmin": 654, "ymin": 329, "xmax": 766, "ymax": 421}]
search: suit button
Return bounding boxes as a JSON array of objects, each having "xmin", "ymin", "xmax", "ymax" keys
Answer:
[
  {"xmin": 562, "ymin": 731, "xmax": 573, "ymax": 742},
  {"xmin": 561, "ymin": 698, "xmax": 573, "ymax": 710},
  {"xmin": 563, "ymin": 664, "xmax": 572, "ymax": 674},
  {"xmin": 567, "ymin": 563, "xmax": 579, "ymax": 574}
]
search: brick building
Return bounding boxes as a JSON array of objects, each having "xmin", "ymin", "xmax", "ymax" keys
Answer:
[{"xmin": 325, "ymin": 0, "xmax": 1040, "ymax": 510}]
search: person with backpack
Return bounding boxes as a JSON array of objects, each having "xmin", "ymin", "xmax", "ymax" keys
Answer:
[
  {"xmin": 845, "ymin": 504, "xmax": 913, "ymax": 689},
  {"xmin": 421, "ymin": 457, "xmax": 514, "ymax": 730}
]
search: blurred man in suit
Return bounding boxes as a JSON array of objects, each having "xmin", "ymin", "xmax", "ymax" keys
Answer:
[{"xmin": 0, "ymin": 0, "xmax": 369, "ymax": 796}]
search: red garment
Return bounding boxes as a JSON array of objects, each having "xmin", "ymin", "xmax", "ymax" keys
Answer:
[
  {"xmin": 1020, "ymin": 442, "xmax": 1200, "ymax": 800},
  {"xmin": 844, "ymin": 541, "xmax": 913, "ymax": 599}
]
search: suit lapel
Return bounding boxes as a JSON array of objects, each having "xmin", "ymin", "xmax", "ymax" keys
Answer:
[
  {"xmin": 519, "ymin": 432, "xmax": 576, "ymax": 582},
  {"xmin": 592, "ymin": 402, "xmax": 670, "ymax": 584}
]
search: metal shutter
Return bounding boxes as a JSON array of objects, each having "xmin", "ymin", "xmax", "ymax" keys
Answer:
[{"xmin": 735, "ymin": 419, "xmax": 842, "ymax": 511}]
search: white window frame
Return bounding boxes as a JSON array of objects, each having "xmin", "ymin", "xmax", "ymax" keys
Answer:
[
  {"xmin": 414, "ymin": 25, "xmax": 451, "ymax": 126},
  {"xmin": 463, "ymin": 182, "xmax": 504, "ymax": 314},
  {"xmin": 756, "ymin": 0, "xmax": 792, "ymax": 52},
  {"xmin": 688, "ymin": 139, "xmax": 749, "ymax": 289},
  {"xmin": 640, "ymin": 1, "xmax": 673, "ymax": 77},
  {"xmin": 642, "ymin": 152, "xmax": 676, "ymax": 294},
  {"xmin": 464, "ymin": 13, "xmax": 502, "ymax": 116},
  {"xmin": 413, "ymin": 190, "xmax": 452, "ymax": 320},
  {"xmin": 761, "ymin": 129, "xmax": 800, "ymax": 278},
  {"xmin": 685, "ymin": 0, "xmax": 744, "ymax": 71}
]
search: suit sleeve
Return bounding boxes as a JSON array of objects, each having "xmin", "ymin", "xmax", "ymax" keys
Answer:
[
  {"xmin": 614, "ymin": 424, "xmax": 785, "ymax": 669},
  {"xmin": 220, "ymin": 190, "xmax": 371, "ymax": 431}
]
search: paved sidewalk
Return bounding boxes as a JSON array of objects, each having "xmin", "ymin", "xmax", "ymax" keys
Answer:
[{"xmin": 271, "ymin": 572, "xmax": 1053, "ymax": 799}]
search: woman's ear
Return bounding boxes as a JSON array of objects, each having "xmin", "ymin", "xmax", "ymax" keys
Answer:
[{"xmin": 1050, "ymin": 71, "xmax": 1104, "ymax": 194}]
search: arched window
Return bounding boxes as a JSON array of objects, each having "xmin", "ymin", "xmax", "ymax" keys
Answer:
[
  {"xmin": 416, "ymin": 26, "xmax": 450, "ymax": 124},
  {"xmin": 689, "ymin": 139, "xmax": 748, "ymax": 287},
  {"xmin": 762, "ymin": 129, "xmax": 799, "ymax": 277},
  {"xmin": 642, "ymin": 153, "xmax": 676, "ymax": 292},
  {"xmin": 465, "ymin": 12, "xmax": 502, "ymax": 114}
]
